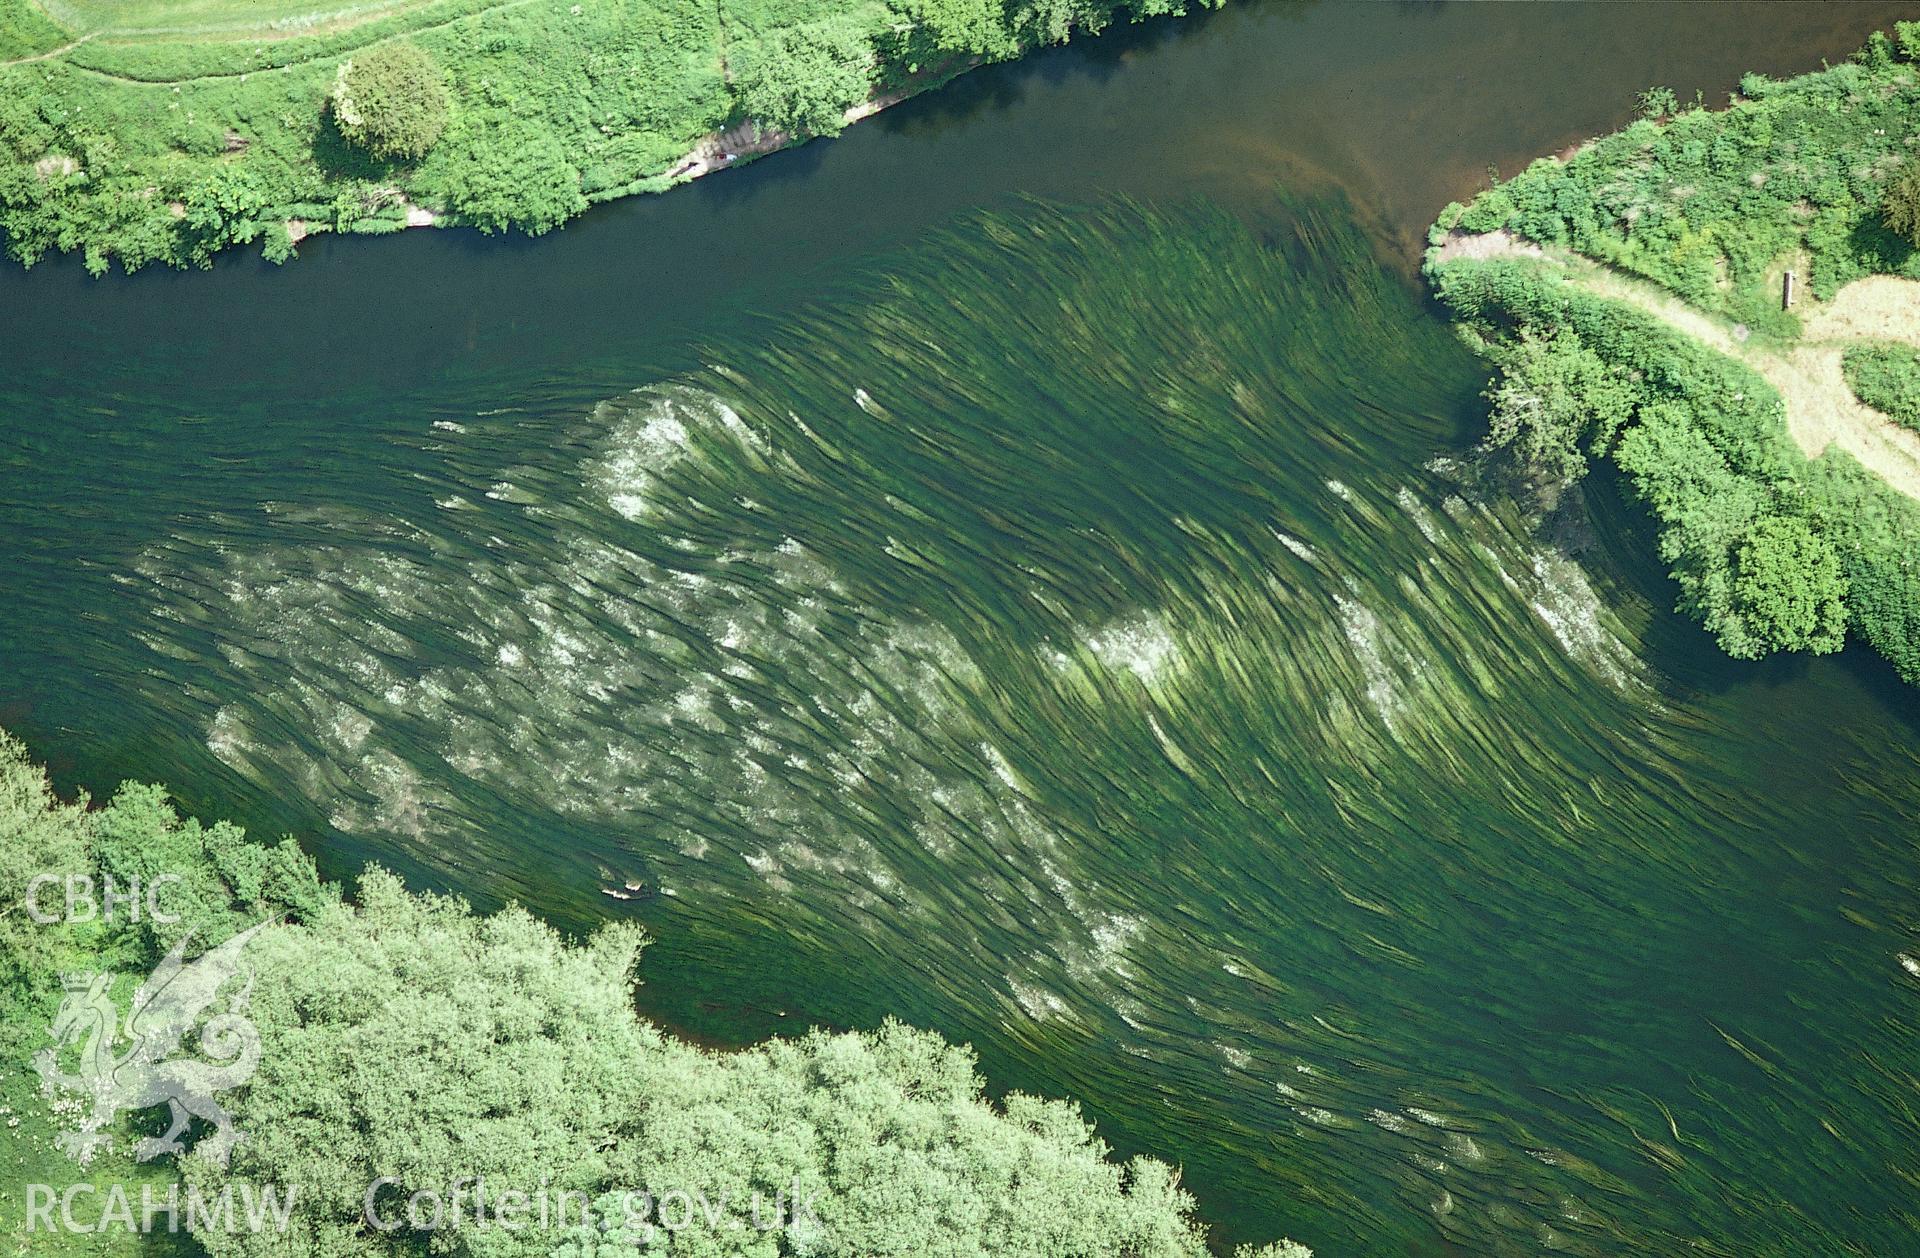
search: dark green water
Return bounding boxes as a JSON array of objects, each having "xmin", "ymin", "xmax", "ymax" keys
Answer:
[{"xmin": 4, "ymin": 4, "xmax": 1920, "ymax": 1256}]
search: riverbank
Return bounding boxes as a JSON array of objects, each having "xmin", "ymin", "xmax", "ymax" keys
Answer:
[
  {"xmin": 1436, "ymin": 228, "xmax": 1920, "ymax": 503},
  {"xmin": 9, "ymin": 6, "xmax": 1920, "ymax": 1254},
  {"xmin": 291, "ymin": 66, "xmax": 965, "ymax": 244},
  {"xmin": 0, "ymin": 728, "xmax": 1311, "ymax": 1258},
  {"xmin": 1427, "ymin": 24, "xmax": 1920, "ymax": 682},
  {"xmin": 0, "ymin": 0, "xmax": 1208, "ymax": 274}
]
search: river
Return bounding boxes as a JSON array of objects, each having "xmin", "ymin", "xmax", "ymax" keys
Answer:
[{"xmin": 3, "ymin": 3, "xmax": 1918, "ymax": 1255}]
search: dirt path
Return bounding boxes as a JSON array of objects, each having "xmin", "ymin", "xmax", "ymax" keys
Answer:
[
  {"xmin": 1437, "ymin": 232, "xmax": 1920, "ymax": 504},
  {"xmin": 1802, "ymin": 274, "xmax": 1920, "ymax": 344},
  {"xmin": 0, "ymin": 31, "xmax": 94, "ymax": 68}
]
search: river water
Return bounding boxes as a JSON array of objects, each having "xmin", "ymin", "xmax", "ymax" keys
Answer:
[{"xmin": 3, "ymin": 3, "xmax": 1919, "ymax": 1255}]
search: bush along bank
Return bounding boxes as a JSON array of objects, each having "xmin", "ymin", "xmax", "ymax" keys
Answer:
[
  {"xmin": 1427, "ymin": 26, "xmax": 1920, "ymax": 682},
  {"xmin": 0, "ymin": 0, "xmax": 1219, "ymax": 273}
]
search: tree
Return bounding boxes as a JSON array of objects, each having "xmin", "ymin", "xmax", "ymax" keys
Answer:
[
  {"xmin": 1634, "ymin": 86, "xmax": 1679, "ymax": 121},
  {"xmin": 1881, "ymin": 159, "xmax": 1920, "ymax": 248},
  {"xmin": 732, "ymin": 16, "xmax": 876, "ymax": 136},
  {"xmin": 1731, "ymin": 514, "xmax": 1848, "ymax": 656},
  {"xmin": 1896, "ymin": 19, "xmax": 1920, "ymax": 63},
  {"xmin": 1017, "ymin": 0, "xmax": 1101, "ymax": 46},
  {"xmin": 0, "ymin": 730, "xmax": 93, "ymax": 1019},
  {"xmin": 1483, "ymin": 328, "xmax": 1639, "ymax": 483},
  {"xmin": 179, "ymin": 164, "xmax": 273, "ymax": 262},
  {"xmin": 184, "ymin": 869, "xmax": 1263, "ymax": 1256},
  {"xmin": 425, "ymin": 107, "xmax": 587, "ymax": 235},
  {"xmin": 890, "ymin": 0, "xmax": 1019, "ymax": 63},
  {"xmin": 330, "ymin": 42, "xmax": 450, "ymax": 161},
  {"xmin": 0, "ymin": 735, "xmax": 1313, "ymax": 1258}
]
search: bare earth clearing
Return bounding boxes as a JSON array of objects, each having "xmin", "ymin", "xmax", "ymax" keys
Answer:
[{"xmin": 1436, "ymin": 231, "xmax": 1920, "ymax": 504}]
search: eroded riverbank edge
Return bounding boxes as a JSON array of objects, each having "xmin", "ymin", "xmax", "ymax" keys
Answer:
[{"xmin": 313, "ymin": 58, "xmax": 985, "ymax": 247}]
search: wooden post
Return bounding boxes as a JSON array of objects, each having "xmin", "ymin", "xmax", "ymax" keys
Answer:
[{"xmin": 1783, "ymin": 269, "xmax": 1796, "ymax": 310}]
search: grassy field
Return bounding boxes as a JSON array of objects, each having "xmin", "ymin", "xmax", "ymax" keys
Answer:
[
  {"xmin": 0, "ymin": 0, "xmax": 1217, "ymax": 272},
  {"xmin": 0, "ymin": 1028, "xmax": 202, "ymax": 1258},
  {"xmin": 1841, "ymin": 335, "xmax": 1920, "ymax": 431},
  {"xmin": 0, "ymin": 0, "xmax": 65, "ymax": 57},
  {"xmin": 29, "ymin": 0, "xmax": 437, "ymax": 38}
]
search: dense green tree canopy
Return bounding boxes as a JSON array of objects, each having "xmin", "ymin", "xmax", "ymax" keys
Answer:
[
  {"xmin": 733, "ymin": 15, "xmax": 879, "ymax": 136},
  {"xmin": 0, "ymin": 734, "xmax": 1310, "ymax": 1258},
  {"xmin": 1730, "ymin": 515, "xmax": 1848, "ymax": 657},
  {"xmin": 1440, "ymin": 266, "xmax": 1861, "ymax": 665},
  {"xmin": 889, "ymin": 0, "xmax": 1018, "ymax": 61},
  {"xmin": 0, "ymin": 730, "xmax": 91, "ymax": 1021},
  {"xmin": 192, "ymin": 871, "xmax": 1251, "ymax": 1256},
  {"xmin": 430, "ymin": 109, "xmax": 589, "ymax": 235},
  {"xmin": 1483, "ymin": 327, "xmax": 1639, "ymax": 482},
  {"xmin": 330, "ymin": 42, "xmax": 451, "ymax": 161},
  {"xmin": 1880, "ymin": 160, "xmax": 1920, "ymax": 248}
]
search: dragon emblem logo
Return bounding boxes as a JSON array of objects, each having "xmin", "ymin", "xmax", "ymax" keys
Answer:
[{"xmin": 33, "ymin": 919, "xmax": 273, "ymax": 1166}]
